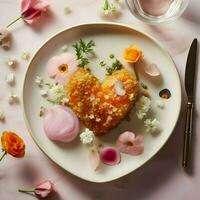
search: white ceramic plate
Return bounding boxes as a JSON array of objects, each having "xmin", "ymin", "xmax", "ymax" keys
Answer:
[{"xmin": 23, "ymin": 23, "xmax": 181, "ymax": 183}]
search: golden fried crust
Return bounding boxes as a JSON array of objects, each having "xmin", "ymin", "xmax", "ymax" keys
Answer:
[{"xmin": 65, "ymin": 68, "xmax": 139, "ymax": 136}]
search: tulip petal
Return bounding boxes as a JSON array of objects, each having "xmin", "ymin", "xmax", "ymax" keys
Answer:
[
  {"xmin": 88, "ymin": 148, "xmax": 100, "ymax": 171},
  {"xmin": 144, "ymin": 63, "xmax": 160, "ymax": 76}
]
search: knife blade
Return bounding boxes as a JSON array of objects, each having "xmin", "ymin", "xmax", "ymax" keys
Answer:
[
  {"xmin": 182, "ymin": 38, "xmax": 198, "ymax": 168},
  {"xmin": 185, "ymin": 38, "xmax": 198, "ymax": 102}
]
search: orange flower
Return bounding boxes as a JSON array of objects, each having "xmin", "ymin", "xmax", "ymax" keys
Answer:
[
  {"xmin": 1, "ymin": 131, "xmax": 25, "ymax": 158},
  {"xmin": 123, "ymin": 46, "xmax": 144, "ymax": 63}
]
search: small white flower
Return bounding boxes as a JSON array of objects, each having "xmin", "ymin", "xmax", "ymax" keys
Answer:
[
  {"xmin": 6, "ymin": 73, "xmax": 15, "ymax": 85},
  {"xmin": 80, "ymin": 128, "xmax": 95, "ymax": 145},
  {"xmin": 156, "ymin": 100, "xmax": 165, "ymax": 109},
  {"xmin": 21, "ymin": 51, "xmax": 30, "ymax": 61},
  {"xmin": 135, "ymin": 96, "xmax": 151, "ymax": 119},
  {"xmin": 0, "ymin": 110, "xmax": 5, "ymax": 122},
  {"xmin": 60, "ymin": 97, "xmax": 69, "ymax": 105},
  {"xmin": 144, "ymin": 118, "xmax": 160, "ymax": 133},
  {"xmin": 61, "ymin": 45, "xmax": 68, "ymax": 52},
  {"xmin": 47, "ymin": 84, "xmax": 65, "ymax": 104},
  {"xmin": 8, "ymin": 92, "xmax": 18, "ymax": 104},
  {"xmin": 114, "ymin": 81, "xmax": 126, "ymax": 96},
  {"xmin": 35, "ymin": 76, "xmax": 43, "ymax": 87},
  {"xmin": 40, "ymin": 90, "xmax": 48, "ymax": 97},
  {"xmin": 6, "ymin": 57, "xmax": 17, "ymax": 67}
]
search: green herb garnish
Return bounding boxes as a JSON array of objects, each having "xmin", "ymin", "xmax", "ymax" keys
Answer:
[
  {"xmin": 73, "ymin": 39, "xmax": 95, "ymax": 68},
  {"xmin": 99, "ymin": 61, "xmax": 106, "ymax": 67},
  {"xmin": 106, "ymin": 59, "xmax": 123, "ymax": 75},
  {"xmin": 141, "ymin": 82, "xmax": 148, "ymax": 90}
]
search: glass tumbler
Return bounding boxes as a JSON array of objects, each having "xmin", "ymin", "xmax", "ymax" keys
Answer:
[{"xmin": 126, "ymin": 0, "xmax": 190, "ymax": 24}]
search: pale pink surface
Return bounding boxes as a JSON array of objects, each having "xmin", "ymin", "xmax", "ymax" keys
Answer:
[
  {"xmin": 0, "ymin": 0, "xmax": 200, "ymax": 200},
  {"xmin": 47, "ymin": 53, "xmax": 78, "ymax": 85},
  {"xmin": 43, "ymin": 106, "xmax": 79, "ymax": 142},
  {"xmin": 21, "ymin": 0, "xmax": 49, "ymax": 24},
  {"xmin": 117, "ymin": 131, "xmax": 144, "ymax": 155}
]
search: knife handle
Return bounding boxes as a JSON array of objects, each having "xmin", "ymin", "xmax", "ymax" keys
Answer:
[{"xmin": 182, "ymin": 101, "xmax": 194, "ymax": 168}]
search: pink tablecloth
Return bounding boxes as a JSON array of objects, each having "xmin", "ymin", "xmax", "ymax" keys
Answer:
[{"xmin": 0, "ymin": 0, "xmax": 200, "ymax": 199}]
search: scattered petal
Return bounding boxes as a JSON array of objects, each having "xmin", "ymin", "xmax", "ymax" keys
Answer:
[
  {"xmin": 35, "ymin": 76, "xmax": 43, "ymax": 87},
  {"xmin": 145, "ymin": 63, "xmax": 160, "ymax": 76},
  {"xmin": 114, "ymin": 81, "xmax": 126, "ymax": 96},
  {"xmin": 6, "ymin": 73, "xmax": 15, "ymax": 86},
  {"xmin": 0, "ymin": 29, "xmax": 11, "ymax": 49},
  {"xmin": 156, "ymin": 100, "xmax": 165, "ymax": 109},
  {"xmin": 8, "ymin": 92, "xmax": 19, "ymax": 104},
  {"xmin": 40, "ymin": 90, "xmax": 48, "ymax": 97},
  {"xmin": 64, "ymin": 6, "xmax": 72, "ymax": 14},
  {"xmin": 21, "ymin": 51, "xmax": 30, "ymax": 61},
  {"xmin": 61, "ymin": 45, "xmax": 68, "ymax": 52},
  {"xmin": 144, "ymin": 118, "xmax": 160, "ymax": 133},
  {"xmin": 0, "ymin": 110, "xmax": 5, "ymax": 122},
  {"xmin": 6, "ymin": 57, "xmax": 17, "ymax": 67},
  {"xmin": 88, "ymin": 147, "xmax": 100, "ymax": 171},
  {"xmin": 39, "ymin": 106, "xmax": 46, "ymax": 117},
  {"xmin": 159, "ymin": 89, "xmax": 171, "ymax": 99},
  {"xmin": 117, "ymin": 131, "xmax": 144, "ymax": 155},
  {"xmin": 100, "ymin": 146, "xmax": 121, "ymax": 166}
]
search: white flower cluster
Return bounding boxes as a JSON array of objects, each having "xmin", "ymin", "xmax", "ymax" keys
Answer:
[
  {"xmin": 135, "ymin": 96, "xmax": 151, "ymax": 120},
  {"xmin": 35, "ymin": 76, "xmax": 69, "ymax": 105},
  {"xmin": 80, "ymin": 128, "xmax": 95, "ymax": 145},
  {"xmin": 135, "ymin": 95, "xmax": 160, "ymax": 133},
  {"xmin": 144, "ymin": 118, "xmax": 160, "ymax": 133}
]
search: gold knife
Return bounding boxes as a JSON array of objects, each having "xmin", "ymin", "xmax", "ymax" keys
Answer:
[{"xmin": 182, "ymin": 38, "xmax": 198, "ymax": 168}]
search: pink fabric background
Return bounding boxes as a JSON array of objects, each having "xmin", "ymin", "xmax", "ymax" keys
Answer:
[{"xmin": 0, "ymin": 0, "xmax": 200, "ymax": 199}]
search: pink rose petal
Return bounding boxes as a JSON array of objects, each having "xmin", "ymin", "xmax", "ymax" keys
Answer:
[{"xmin": 100, "ymin": 147, "xmax": 121, "ymax": 166}]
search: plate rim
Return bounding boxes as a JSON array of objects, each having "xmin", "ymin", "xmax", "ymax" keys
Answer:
[{"xmin": 22, "ymin": 22, "xmax": 182, "ymax": 183}]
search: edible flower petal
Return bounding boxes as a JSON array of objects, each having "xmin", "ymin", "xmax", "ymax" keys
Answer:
[
  {"xmin": 114, "ymin": 81, "xmax": 126, "ymax": 96},
  {"xmin": 21, "ymin": 0, "xmax": 49, "ymax": 24},
  {"xmin": 80, "ymin": 128, "xmax": 94, "ymax": 145},
  {"xmin": 145, "ymin": 63, "xmax": 160, "ymax": 76},
  {"xmin": 88, "ymin": 147, "xmax": 100, "ymax": 171},
  {"xmin": 144, "ymin": 118, "xmax": 160, "ymax": 133},
  {"xmin": 123, "ymin": 46, "xmax": 143, "ymax": 63},
  {"xmin": 47, "ymin": 53, "xmax": 78, "ymax": 85},
  {"xmin": 117, "ymin": 131, "xmax": 144, "ymax": 155},
  {"xmin": 100, "ymin": 146, "xmax": 121, "ymax": 166}
]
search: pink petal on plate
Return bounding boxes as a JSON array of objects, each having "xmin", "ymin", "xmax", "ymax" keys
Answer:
[
  {"xmin": 116, "ymin": 132, "xmax": 144, "ymax": 156},
  {"xmin": 47, "ymin": 55, "xmax": 60, "ymax": 78},
  {"xmin": 144, "ymin": 63, "xmax": 160, "ymax": 76},
  {"xmin": 55, "ymin": 73, "xmax": 68, "ymax": 85},
  {"xmin": 100, "ymin": 147, "xmax": 121, "ymax": 166},
  {"xmin": 88, "ymin": 148, "xmax": 100, "ymax": 171}
]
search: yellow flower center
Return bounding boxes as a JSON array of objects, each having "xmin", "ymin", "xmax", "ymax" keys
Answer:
[{"xmin": 58, "ymin": 64, "xmax": 68, "ymax": 74}]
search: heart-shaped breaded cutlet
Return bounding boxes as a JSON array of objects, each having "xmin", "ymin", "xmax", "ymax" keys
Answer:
[{"xmin": 65, "ymin": 68, "xmax": 139, "ymax": 136}]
